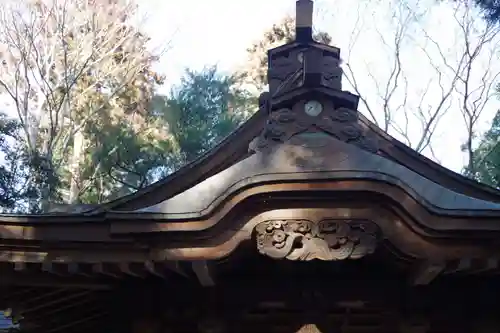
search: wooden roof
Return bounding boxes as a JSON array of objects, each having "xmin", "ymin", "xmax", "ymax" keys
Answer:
[
  {"xmin": 5, "ymin": 4, "xmax": 500, "ymax": 331},
  {"xmin": 3, "ymin": 0, "xmax": 500, "ymax": 289}
]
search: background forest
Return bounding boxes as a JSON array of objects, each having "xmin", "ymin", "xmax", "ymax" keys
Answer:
[{"xmin": 0, "ymin": 0, "xmax": 499, "ymax": 213}]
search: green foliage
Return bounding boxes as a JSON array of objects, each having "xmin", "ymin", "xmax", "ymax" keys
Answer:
[
  {"xmin": 0, "ymin": 0, "xmax": 169, "ymax": 208},
  {"xmin": 0, "ymin": 115, "xmax": 23, "ymax": 210},
  {"xmin": 163, "ymin": 66, "xmax": 253, "ymax": 164},
  {"xmin": 64, "ymin": 65, "xmax": 172, "ymax": 204},
  {"xmin": 467, "ymin": 110, "xmax": 500, "ymax": 188},
  {"xmin": 51, "ymin": 66, "xmax": 254, "ymax": 204},
  {"xmin": 71, "ymin": 113, "xmax": 177, "ymax": 203},
  {"xmin": 468, "ymin": 0, "xmax": 500, "ymax": 24},
  {"xmin": 0, "ymin": 113, "xmax": 46, "ymax": 213},
  {"xmin": 0, "ymin": 63, "xmax": 255, "ymax": 209}
]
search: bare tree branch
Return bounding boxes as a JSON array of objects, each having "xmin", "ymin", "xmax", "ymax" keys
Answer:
[
  {"xmin": 333, "ymin": 0, "xmax": 500, "ymax": 167},
  {"xmin": 0, "ymin": 0, "xmax": 165, "ymax": 205}
]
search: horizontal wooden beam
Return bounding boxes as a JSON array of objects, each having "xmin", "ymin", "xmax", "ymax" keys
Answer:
[
  {"xmin": 410, "ymin": 261, "xmax": 446, "ymax": 285},
  {"xmin": 1, "ymin": 259, "xmax": 185, "ymax": 282},
  {"xmin": 0, "ymin": 273, "xmax": 112, "ymax": 290}
]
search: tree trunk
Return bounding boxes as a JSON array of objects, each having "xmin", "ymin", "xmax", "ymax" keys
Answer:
[{"xmin": 69, "ymin": 130, "xmax": 84, "ymax": 204}]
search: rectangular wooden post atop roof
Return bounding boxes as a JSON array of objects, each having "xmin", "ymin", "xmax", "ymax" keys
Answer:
[{"xmin": 296, "ymin": 0, "xmax": 314, "ymax": 42}]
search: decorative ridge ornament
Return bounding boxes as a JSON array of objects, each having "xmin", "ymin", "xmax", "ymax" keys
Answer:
[
  {"xmin": 255, "ymin": 219, "xmax": 380, "ymax": 261},
  {"xmin": 266, "ymin": 39, "xmax": 342, "ymax": 99},
  {"xmin": 265, "ymin": 0, "xmax": 342, "ymax": 99},
  {"xmin": 251, "ymin": 0, "xmax": 380, "ymax": 155}
]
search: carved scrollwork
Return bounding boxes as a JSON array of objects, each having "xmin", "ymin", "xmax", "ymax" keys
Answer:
[
  {"xmin": 330, "ymin": 107, "xmax": 358, "ymax": 122},
  {"xmin": 316, "ymin": 107, "xmax": 378, "ymax": 153},
  {"xmin": 251, "ymin": 104, "xmax": 379, "ymax": 153},
  {"xmin": 253, "ymin": 108, "xmax": 308, "ymax": 151},
  {"xmin": 255, "ymin": 219, "xmax": 379, "ymax": 261}
]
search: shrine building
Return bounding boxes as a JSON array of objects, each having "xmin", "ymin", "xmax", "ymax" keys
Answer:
[{"xmin": 3, "ymin": 1, "xmax": 500, "ymax": 332}]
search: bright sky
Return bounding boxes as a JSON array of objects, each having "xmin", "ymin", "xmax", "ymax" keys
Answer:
[
  {"xmin": 139, "ymin": 0, "xmax": 296, "ymax": 88},
  {"xmin": 139, "ymin": 0, "xmax": 500, "ymax": 174}
]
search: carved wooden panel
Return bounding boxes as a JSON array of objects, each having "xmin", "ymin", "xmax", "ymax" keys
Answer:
[
  {"xmin": 267, "ymin": 46, "xmax": 342, "ymax": 98},
  {"xmin": 268, "ymin": 49, "xmax": 304, "ymax": 97},
  {"xmin": 254, "ymin": 219, "xmax": 379, "ymax": 261}
]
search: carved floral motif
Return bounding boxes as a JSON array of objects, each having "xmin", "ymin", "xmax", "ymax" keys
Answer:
[{"xmin": 255, "ymin": 219, "xmax": 379, "ymax": 261}]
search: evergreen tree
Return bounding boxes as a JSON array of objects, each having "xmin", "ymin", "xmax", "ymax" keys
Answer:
[
  {"xmin": 469, "ymin": 0, "xmax": 500, "ymax": 23},
  {"xmin": 161, "ymin": 67, "xmax": 254, "ymax": 165},
  {"xmin": 0, "ymin": 0, "xmax": 170, "ymax": 209},
  {"xmin": 0, "ymin": 113, "xmax": 37, "ymax": 212},
  {"xmin": 467, "ymin": 110, "xmax": 500, "ymax": 187}
]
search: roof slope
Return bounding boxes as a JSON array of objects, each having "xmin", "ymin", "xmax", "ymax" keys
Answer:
[
  {"xmin": 91, "ymin": 36, "xmax": 500, "ymax": 214},
  {"xmin": 36, "ymin": 5, "xmax": 500, "ymax": 216},
  {"xmin": 91, "ymin": 106, "xmax": 268, "ymax": 213},
  {"xmin": 93, "ymin": 103, "xmax": 500, "ymax": 214}
]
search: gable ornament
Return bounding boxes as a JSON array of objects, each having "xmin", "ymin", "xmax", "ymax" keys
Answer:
[{"xmin": 254, "ymin": 219, "xmax": 379, "ymax": 261}]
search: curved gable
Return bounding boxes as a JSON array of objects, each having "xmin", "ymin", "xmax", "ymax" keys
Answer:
[
  {"xmin": 84, "ymin": 10, "xmax": 500, "ymax": 216},
  {"xmin": 124, "ymin": 135, "xmax": 500, "ymax": 219}
]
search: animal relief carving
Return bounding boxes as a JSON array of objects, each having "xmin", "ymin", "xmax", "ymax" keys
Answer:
[{"xmin": 255, "ymin": 219, "xmax": 379, "ymax": 261}]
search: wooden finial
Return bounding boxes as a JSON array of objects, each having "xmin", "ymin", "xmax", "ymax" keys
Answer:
[{"xmin": 296, "ymin": 0, "xmax": 314, "ymax": 42}]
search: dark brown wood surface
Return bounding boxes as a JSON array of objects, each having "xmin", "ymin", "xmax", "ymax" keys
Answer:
[{"xmin": 4, "ymin": 258, "xmax": 500, "ymax": 333}]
